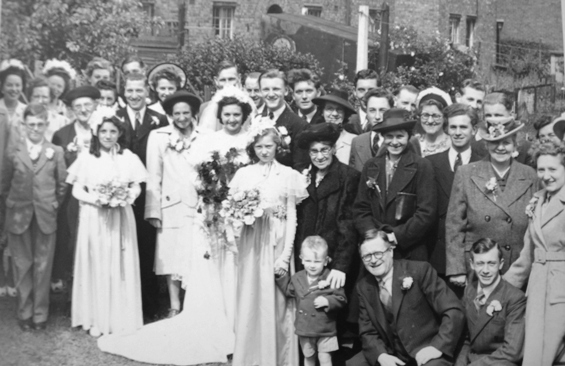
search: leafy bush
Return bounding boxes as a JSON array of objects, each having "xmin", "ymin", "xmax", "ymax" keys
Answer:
[{"xmin": 169, "ymin": 35, "xmax": 324, "ymax": 95}]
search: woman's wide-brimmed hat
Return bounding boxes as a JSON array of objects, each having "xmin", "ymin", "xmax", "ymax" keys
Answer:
[
  {"xmin": 371, "ymin": 108, "xmax": 417, "ymax": 134},
  {"xmin": 416, "ymin": 86, "xmax": 452, "ymax": 109},
  {"xmin": 163, "ymin": 90, "xmax": 202, "ymax": 116},
  {"xmin": 147, "ymin": 63, "xmax": 187, "ymax": 90},
  {"xmin": 297, "ymin": 122, "xmax": 341, "ymax": 150},
  {"xmin": 64, "ymin": 85, "xmax": 101, "ymax": 106},
  {"xmin": 312, "ymin": 89, "xmax": 356, "ymax": 115},
  {"xmin": 479, "ymin": 116, "xmax": 524, "ymax": 142},
  {"xmin": 553, "ymin": 116, "xmax": 565, "ymax": 141}
]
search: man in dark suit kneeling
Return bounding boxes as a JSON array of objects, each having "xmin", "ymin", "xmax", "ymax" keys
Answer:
[
  {"xmin": 455, "ymin": 238, "xmax": 525, "ymax": 366},
  {"xmin": 347, "ymin": 230, "xmax": 464, "ymax": 366}
]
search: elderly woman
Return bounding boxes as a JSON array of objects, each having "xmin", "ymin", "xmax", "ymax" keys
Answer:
[
  {"xmin": 415, "ymin": 87, "xmax": 452, "ymax": 157},
  {"xmin": 504, "ymin": 141, "xmax": 565, "ymax": 366},
  {"xmin": 354, "ymin": 108, "xmax": 437, "ymax": 261},
  {"xmin": 0, "ymin": 59, "xmax": 27, "ymax": 130},
  {"xmin": 312, "ymin": 89, "xmax": 357, "ymax": 164},
  {"xmin": 446, "ymin": 116, "xmax": 537, "ymax": 288},
  {"xmin": 147, "ymin": 63, "xmax": 186, "ymax": 124}
]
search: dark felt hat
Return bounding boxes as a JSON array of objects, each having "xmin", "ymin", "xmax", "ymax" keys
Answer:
[
  {"xmin": 64, "ymin": 86, "xmax": 101, "ymax": 106},
  {"xmin": 312, "ymin": 89, "xmax": 356, "ymax": 114},
  {"xmin": 371, "ymin": 108, "xmax": 417, "ymax": 134},
  {"xmin": 162, "ymin": 90, "xmax": 202, "ymax": 116},
  {"xmin": 553, "ymin": 117, "xmax": 565, "ymax": 141},
  {"xmin": 479, "ymin": 116, "xmax": 524, "ymax": 142},
  {"xmin": 297, "ymin": 122, "xmax": 341, "ymax": 150}
]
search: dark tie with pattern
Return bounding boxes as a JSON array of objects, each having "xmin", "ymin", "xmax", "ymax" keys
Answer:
[
  {"xmin": 269, "ymin": 111, "xmax": 274, "ymax": 120},
  {"xmin": 371, "ymin": 134, "xmax": 380, "ymax": 157},
  {"xmin": 454, "ymin": 153, "xmax": 462, "ymax": 172},
  {"xmin": 135, "ymin": 111, "xmax": 141, "ymax": 136},
  {"xmin": 474, "ymin": 289, "xmax": 486, "ymax": 311}
]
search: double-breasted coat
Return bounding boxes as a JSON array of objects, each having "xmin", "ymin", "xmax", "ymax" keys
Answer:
[
  {"xmin": 426, "ymin": 149, "xmax": 484, "ymax": 274},
  {"xmin": 504, "ymin": 186, "xmax": 565, "ymax": 366},
  {"xmin": 456, "ymin": 278, "xmax": 525, "ymax": 366},
  {"xmin": 446, "ymin": 159, "xmax": 537, "ymax": 276},
  {"xmin": 353, "ymin": 149, "xmax": 437, "ymax": 261}
]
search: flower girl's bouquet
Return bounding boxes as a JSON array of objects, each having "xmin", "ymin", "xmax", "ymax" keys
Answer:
[
  {"xmin": 219, "ymin": 188, "xmax": 264, "ymax": 233},
  {"xmin": 94, "ymin": 180, "xmax": 136, "ymax": 208}
]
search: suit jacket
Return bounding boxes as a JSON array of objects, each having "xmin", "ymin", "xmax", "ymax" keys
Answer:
[
  {"xmin": 295, "ymin": 159, "xmax": 360, "ymax": 273},
  {"xmin": 349, "ymin": 132, "xmax": 422, "ymax": 172},
  {"xmin": 274, "ymin": 106, "xmax": 310, "ymax": 169},
  {"xmin": 52, "ymin": 122, "xmax": 80, "ymax": 167},
  {"xmin": 353, "ymin": 150, "xmax": 437, "ymax": 261},
  {"xmin": 144, "ymin": 125, "xmax": 198, "ymax": 227},
  {"xmin": 456, "ymin": 278, "xmax": 525, "ymax": 366},
  {"xmin": 290, "ymin": 103, "xmax": 325, "ymax": 125},
  {"xmin": 346, "ymin": 113, "xmax": 363, "ymax": 135},
  {"xmin": 446, "ymin": 159, "xmax": 538, "ymax": 276},
  {"xmin": 277, "ymin": 268, "xmax": 347, "ymax": 337},
  {"xmin": 357, "ymin": 260, "xmax": 464, "ymax": 365},
  {"xmin": 116, "ymin": 107, "xmax": 168, "ymax": 166},
  {"xmin": 426, "ymin": 149, "xmax": 484, "ymax": 274},
  {"xmin": 0, "ymin": 140, "xmax": 67, "ymax": 235},
  {"xmin": 335, "ymin": 130, "xmax": 356, "ymax": 165}
]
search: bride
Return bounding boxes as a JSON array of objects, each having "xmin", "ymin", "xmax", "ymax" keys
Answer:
[{"xmin": 98, "ymin": 91, "xmax": 234, "ymax": 365}]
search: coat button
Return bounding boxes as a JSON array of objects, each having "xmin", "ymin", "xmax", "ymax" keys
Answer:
[
  {"xmin": 485, "ymin": 215, "xmax": 491, "ymax": 222},
  {"xmin": 503, "ymin": 245, "xmax": 511, "ymax": 251},
  {"xmin": 506, "ymin": 217, "xmax": 512, "ymax": 223},
  {"xmin": 166, "ymin": 196, "xmax": 170, "ymax": 201}
]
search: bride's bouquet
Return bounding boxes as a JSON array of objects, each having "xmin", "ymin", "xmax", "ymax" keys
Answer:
[
  {"xmin": 94, "ymin": 180, "xmax": 136, "ymax": 208},
  {"xmin": 219, "ymin": 188, "xmax": 264, "ymax": 231}
]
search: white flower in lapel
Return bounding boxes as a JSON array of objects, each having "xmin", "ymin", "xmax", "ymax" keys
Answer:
[
  {"xmin": 45, "ymin": 148, "xmax": 55, "ymax": 160},
  {"xmin": 525, "ymin": 196, "xmax": 539, "ymax": 219},
  {"xmin": 302, "ymin": 165, "xmax": 312, "ymax": 186},
  {"xmin": 485, "ymin": 177, "xmax": 498, "ymax": 202},
  {"xmin": 151, "ymin": 115, "xmax": 160, "ymax": 126},
  {"xmin": 278, "ymin": 126, "xmax": 288, "ymax": 135},
  {"xmin": 486, "ymin": 300, "xmax": 502, "ymax": 316},
  {"xmin": 511, "ymin": 151, "xmax": 519, "ymax": 158},
  {"xmin": 401, "ymin": 276, "xmax": 413, "ymax": 290},
  {"xmin": 29, "ymin": 149, "xmax": 40, "ymax": 161},
  {"xmin": 366, "ymin": 177, "xmax": 381, "ymax": 193},
  {"xmin": 317, "ymin": 280, "xmax": 330, "ymax": 289},
  {"xmin": 66, "ymin": 141, "xmax": 78, "ymax": 153}
]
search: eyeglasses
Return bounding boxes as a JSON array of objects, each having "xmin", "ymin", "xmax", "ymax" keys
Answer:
[
  {"xmin": 26, "ymin": 122, "xmax": 47, "ymax": 130},
  {"xmin": 420, "ymin": 113, "xmax": 443, "ymax": 121},
  {"xmin": 361, "ymin": 247, "xmax": 392, "ymax": 262},
  {"xmin": 72, "ymin": 102, "xmax": 95, "ymax": 112},
  {"xmin": 309, "ymin": 147, "xmax": 332, "ymax": 157}
]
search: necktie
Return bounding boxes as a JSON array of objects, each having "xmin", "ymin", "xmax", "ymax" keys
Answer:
[
  {"xmin": 379, "ymin": 281, "xmax": 392, "ymax": 314},
  {"xmin": 454, "ymin": 153, "xmax": 462, "ymax": 172},
  {"xmin": 135, "ymin": 112, "xmax": 141, "ymax": 132},
  {"xmin": 474, "ymin": 289, "xmax": 486, "ymax": 311},
  {"xmin": 371, "ymin": 134, "xmax": 380, "ymax": 157},
  {"xmin": 302, "ymin": 113, "xmax": 308, "ymax": 122},
  {"xmin": 269, "ymin": 111, "xmax": 274, "ymax": 120}
]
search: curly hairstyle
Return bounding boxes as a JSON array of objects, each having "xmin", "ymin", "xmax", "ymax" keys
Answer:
[
  {"xmin": 0, "ymin": 66, "xmax": 27, "ymax": 98},
  {"xmin": 89, "ymin": 116, "xmax": 127, "ymax": 157},
  {"xmin": 245, "ymin": 127, "xmax": 282, "ymax": 162},
  {"xmin": 26, "ymin": 76, "xmax": 53, "ymax": 102},
  {"xmin": 217, "ymin": 96, "xmax": 252, "ymax": 123},
  {"xmin": 529, "ymin": 140, "xmax": 565, "ymax": 167},
  {"xmin": 44, "ymin": 68, "xmax": 72, "ymax": 96},
  {"xmin": 85, "ymin": 57, "xmax": 113, "ymax": 78},
  {"xmin": 150, "ymin": 69, "xmax": 182, "ymax": 90}
]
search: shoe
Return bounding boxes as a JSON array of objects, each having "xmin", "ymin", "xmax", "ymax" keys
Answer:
[
  {"xmin": 18, "ymin": 318, "xmax": 32, "ymax": 331},
  {"xmin": 7, "ymin": 287, "xmax": 16, "ymax": 297},
  {"xmin": 166, "ymin": 309, "xmax": 180, "ymax": 319},
  {"xmin": 0, "ymin": 286, "xmax": 6, "ymax": 297},
  {"xmin": 51, "ymin": 280, "xmax": 65, "ymax": 293},
  {"xmin": 33, "ymin": 321, "xmax": 47, "ymax": 331},
  {"xmin": 89, "ymin": 326, "xmax": 102, "ymax": 337}
]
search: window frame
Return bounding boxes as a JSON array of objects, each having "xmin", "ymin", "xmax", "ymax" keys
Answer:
[
  {"xmin": 212, "ymin": 3, "xmax": 236, "ymax": 39},
  {"xmin": 449, "ymin": 14, "xmax": 461, "ymax": 45}
]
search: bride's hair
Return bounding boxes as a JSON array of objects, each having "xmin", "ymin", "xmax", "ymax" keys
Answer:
[
  {"xmin": 217, "ymin": 96, "xmax": 252, "ymax": 123},
  {"xmin": 246, "ymin": 127, "xmax": 281, "ymax": 162},
  {"xmin": 90, "ymin": 116, "xmax": 127, "ymax": 157}
]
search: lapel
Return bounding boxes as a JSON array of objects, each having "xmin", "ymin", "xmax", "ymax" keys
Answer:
[
  {"xmin": 137, "ymin": 109, "xmax": 156, "ymax": 140},
  {"xmin": 498, "ymin": 163, "xmax": 534, "ymax": 209},
  {"xmin": 15, "ymin": 141, "xmax": 33, "ymax": 171},
  {"xmin": 366, "ymin": 158, "xmax": 385, "ymax": 211},
  {"xmin": 470, "ymin": 148, "xmax": 484, "ymax": 163},
  {"xmin": 358, "ymin": 133, "xmax": 373, "ymax": 164},
  {"xmin": 33, "ymin": 141, "xmax": 49, "ymax": 173},
  {"xmin": 541, "ymin": 186, "xmax": 565, "ymax": 228},
  {"xmin": 116, "ymin": 108, "xmax": 134, "ymax": 142},
  {"xmin": 465, "ymin": 282, "xmax": 480, "ymax": 329},
  {"xmin": 435, "ymin": 151, "xmax": 455, "ymax": 199},
  {"xmin": 364, "ymin": 275, "xmax": 395, "ymax": 346},
  {"xmin": 386, "ymin": 152, "xmax": 417, "ymax": 206},
  {"xmin": 470, "ymin": 279, "xmax": 505, "ymax": 344},
  {"xmin": 470, "ymin": 160, "xmax": 512, "ymax": 217},
  {"xmin": 303, "ymin": 165, "xmax": 317, "ymax": 202},
  {"xmin": 391, "ymin": 260, "xmax": 407, "ymax": 322},
  {"xmin": 315, "ymin": 160, "xmax": 341, "ymax": 201}
]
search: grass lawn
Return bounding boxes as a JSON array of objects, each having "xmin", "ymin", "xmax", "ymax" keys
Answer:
[{"xmin": 0, "ymin": 292, "xmax": 229, "ymax": 366}]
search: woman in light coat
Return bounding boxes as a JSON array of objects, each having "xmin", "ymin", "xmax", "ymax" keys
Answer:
[{"xmin": 504, "ymin": 141, "xmax": 565, "ymax": 366}]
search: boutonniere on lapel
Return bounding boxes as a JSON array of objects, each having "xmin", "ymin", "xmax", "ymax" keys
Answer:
[
  {"xmin": 167, "ymin": 134, "xmax": 190, "ymax": 152},
  {"xmin": 66, "ymin": 136, "xmax": 79, "ymax": 153},
  {"xmin": 525, "ymin": 196, "xmax": 539, "ymax": 219},
  {"xmin": 400, "ymin": 276, "xmax": 413, "ymax": 291},
  {"xmin": 45, "ymin": 147, "xmax": 55, "ymax": 160},
  {"xmin": 310, "ymin": 279, "xmax": 330, "ymax": 291},
  {"xmin": 485, "ymin": 177, "xmax": 498, "ymax": 202},
  {"xmin": 301, "ymin": 165, "xmax": 312, "ymax": 186},
  {"xmin": 150, "ymin": 115, "xmax": 160, "ymax": 126},
  {"xmin": 366, "ymin": 177, "xmax": 381, "ymax": 193},
  {"xmin": 511, "ymin": 151, "xmax": 519, "ymax": 158},
  {"xmin": 486, "ymin": 300, "xmax": 502, "ymax": 316}
]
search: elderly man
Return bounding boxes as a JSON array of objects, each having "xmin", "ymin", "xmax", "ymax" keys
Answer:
[{"xmin": 347, "ymin": 230, "xmax": 465, "ymax": 366}]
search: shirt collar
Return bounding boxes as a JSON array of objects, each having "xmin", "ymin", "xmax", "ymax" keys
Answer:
[
  {"xmin": 477, "ymin": 275, "xmax": 501, "ymax": 301},
  {"xmin": 376, "ymin": 266, "xmax": 393, "ymax": 294},
  {"xmin": 127, "ymin": 105, "xmax": 147, "ymax": 123},
  {"xmin": 26, "ymin": 137, "xmax": 44, "ymax": 152},
  {"xmin": 359, "ymin": 109, "xmax": 367, "ymax": 128},
  {"xmin": 448, "ymin": 146, "xmax": 472, "ymax": 170},
  {"xmin": 299, "ymin": 106, "xmax": 317, "ymax": 122},
  {"xmin": 268, "ymin": 103, "xmax": 286, "ymax": 121}
]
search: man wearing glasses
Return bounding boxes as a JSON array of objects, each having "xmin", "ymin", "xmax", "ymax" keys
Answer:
[{"xmin": 347, "ymin": 230, "xmax": 464, "ymax": 366}]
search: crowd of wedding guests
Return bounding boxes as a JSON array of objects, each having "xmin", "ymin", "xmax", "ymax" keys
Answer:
[{"xmin": 0, "ymin": 54, "xmax": 565, "ymax": 366}]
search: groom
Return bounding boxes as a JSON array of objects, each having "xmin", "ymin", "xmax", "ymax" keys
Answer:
[{"xmin": 347, "ymin": 230, "xmax": 464, "ymax": 366}]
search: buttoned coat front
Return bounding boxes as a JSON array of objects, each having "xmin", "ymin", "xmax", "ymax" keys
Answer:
[
  {"xmin": 504, "ymin": 186, "xmax": 565, "ymax": 366},
  {"xmin": 456, "ymin": 279, "xmax": 525, "ymax": 366},
  {"xmin": 353, "ymin": 150, "xmax": 437, "ymax": 261},
  {"xmin": 446, "ymin": 159, "xmax": 537, "ymax": 276}
]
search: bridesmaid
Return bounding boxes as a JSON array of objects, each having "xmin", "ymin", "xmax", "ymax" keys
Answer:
[
  {"xmin": 504, "ymin": 141, "xmax": 565, "ymax": 366},
  {"xmin": 0, "ymin": 59, "xmax": 27, "ymax": 130},
  {"xmin": 147, "ymin": 63, "xmax": 186, "ymax": 124},
  {"xmin": 42, "ymin": 59, "xmax": 76, "ymax": 118},
  {"xmin": 229, "ymin": 124, "xmax": 308, "ymax": 366}
]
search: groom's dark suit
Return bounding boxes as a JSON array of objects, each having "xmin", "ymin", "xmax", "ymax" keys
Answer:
[
  {"xmin": 116, "ymin": 107, "xmax": 168, "ymax": 319},
  {"xmin": 348, "ymin": 260, "xmax": 465, "ymax": 366}
]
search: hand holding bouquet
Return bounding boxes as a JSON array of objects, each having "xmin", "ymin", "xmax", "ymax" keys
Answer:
[
  {"xmin": 219, "ymin": 188, "xmax": 264, "ymax": 231},
  {"xmin": 94, "ymin": 180, "xmax": 136, "ymax": 208}
]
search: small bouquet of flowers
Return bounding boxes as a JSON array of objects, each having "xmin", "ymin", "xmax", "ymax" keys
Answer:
[
  {"xmin": 219, "ymin": 188, "xmax": 264, "ymax": 230},
  {"xmin": 94, "ymin": 179, "xmax": 136, "ymax": 208}
]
